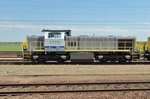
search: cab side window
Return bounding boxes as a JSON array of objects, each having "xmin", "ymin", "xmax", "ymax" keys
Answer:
[{"xmin": 48, "ymin": 33, "xmax": 61, "ymax": 38}]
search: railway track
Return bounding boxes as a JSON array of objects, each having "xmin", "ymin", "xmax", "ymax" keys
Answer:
[
  {"xmin": 0, "ymin": 61, "xmax": 150, "ymax": 65},
  {"xmin": 0, "ymin": 58, "xmax": 150, "ymax": 65},
  {"xmin": 0, "ymin": 81, "xmax": 150, "ymax": 95}
]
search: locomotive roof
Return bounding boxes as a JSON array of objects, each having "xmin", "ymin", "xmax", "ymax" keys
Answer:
[
  {"xmin": 42, "ymin": 29, "xmax": 71, "ymax": 36},
  {"xmin": 42, "ymin": 29, "xmax": 71, "ymax": 32}
]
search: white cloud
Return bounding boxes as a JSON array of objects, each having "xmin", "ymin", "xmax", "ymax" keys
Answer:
[
  {"xmin": 1, "ymin": 21, "xmax": 150, "ymax": 41},
  {"xmin": 0, "ymin": 22, "xmax": 149, "ymax": 32},
  {"xmin": 142, "ymin": 22, "xmax": 150, "ymax": 25}
]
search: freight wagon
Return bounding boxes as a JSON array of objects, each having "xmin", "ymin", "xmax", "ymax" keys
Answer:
[
  {"xmin": 135, "ymin": 37, "xmax": 150, "ymax": 60},
  {"xmin": 22, "ymin": 30, "xmax": 135, "ymax": 63}
]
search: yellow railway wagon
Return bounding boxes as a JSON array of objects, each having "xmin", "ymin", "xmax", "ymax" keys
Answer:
[{"xmin": 135, "ymin": 41, "xmax": 146, "ymax": 52}]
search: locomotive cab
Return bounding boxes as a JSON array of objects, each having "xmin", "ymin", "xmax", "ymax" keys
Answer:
[
  {"xmin": 42, "ymin": 29, "xmax": 71, "ymax": 52},
  {"xmin": 40, "ymin": 30, "xmax": 71, "ymax": 63}
]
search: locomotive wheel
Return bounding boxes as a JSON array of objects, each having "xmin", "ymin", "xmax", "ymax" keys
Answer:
[
  {"xmin": 100, "ymin": 59, "xmax": 107, "ymax": 63},
  {"xmin": 147, "ymin": 57, "xmax": 150, "ymax": 60},
  {"xmin": 37, "ymin": 58, "xmax": 46, "ymax": 64},
  {"xmin": 57, "ymin": 57, "xmax": 64, "ymax": 63},
  {"xmin": 118, "ymin": 59, "xmax": 127, "ymax": 63}
]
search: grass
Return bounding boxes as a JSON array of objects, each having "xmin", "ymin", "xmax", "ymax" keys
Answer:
[{"xmin": 0, "ymin": 43, "xmax": 22, "ymax": 51}]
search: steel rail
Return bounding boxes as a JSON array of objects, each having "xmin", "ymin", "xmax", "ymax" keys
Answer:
[
  {"xmin": 0, "ymin": 88, "xmax": 150, "ymax": 95},
  {"xmin": 0, "ymin": 61, "xmax": 150, "ymax": 65},
  {"xmin": 0, "ymin": 81, "xmax": 150, "ymax": 86},
  {"xmin": 0, "ymin": 81, "xmax": 150, "ymax": 95}
]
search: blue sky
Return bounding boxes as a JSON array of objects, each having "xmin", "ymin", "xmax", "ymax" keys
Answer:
[{"xmin": 0, "ymin": 0, "xmax": 150, "ymax": 41}]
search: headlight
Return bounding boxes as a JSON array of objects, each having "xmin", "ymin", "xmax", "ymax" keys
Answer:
[
  {"xmin": 145, "ymin": 54, "xmax": 149, "ymax": 56},
  {"xmin": 125, "ymin": 55, "xmax": 131, "ymax": 59},
  {"xmin": 98, "ymin": 55, "xmax": 103, "ymax": 60},
  {"xmin": 33, "ymin": 55, "xmax": 39, "ymax": 59},
  {"xmin": 61, "ymin": 55, "xmax": 67, "ymax": 60}
]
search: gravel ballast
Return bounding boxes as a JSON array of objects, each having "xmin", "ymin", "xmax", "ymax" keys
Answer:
[
  {"xmin": 0, "ymin": 64, "xmax": 150, "ymax": 99},
  {"xmin": 0, "ymin": 65, "xmax": 150, "ymax": 76}
]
